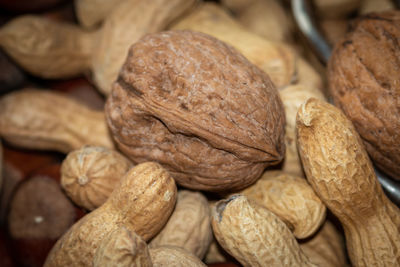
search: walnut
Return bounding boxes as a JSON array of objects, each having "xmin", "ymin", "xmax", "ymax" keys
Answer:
[
  {"xmin": 328, "ymin": 11, "xmax": 400, "ymax": 179},
  {"xmin": 106, "ymin": 30, "xmax": 285, "ymax": 192}
]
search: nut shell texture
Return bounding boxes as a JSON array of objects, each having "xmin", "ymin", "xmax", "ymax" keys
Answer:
[
  {"xmin": 106, "ymin": 30, "xmax": 285, "ymax": 192},
  {"xmin": 61, "ymin": 146, "xmax": 132, "ymax": 210},
  {"xmin": 328, "ymin": 11, "xmax": 400, "ymax": 179}
]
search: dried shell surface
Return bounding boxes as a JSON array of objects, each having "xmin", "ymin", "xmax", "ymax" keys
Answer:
[
  {"xmin": 75, "ymin": 0, "xmax": 124, "ymax": 29},
  {"xmin": 0, "ymin": 16, "xmax": 94, "ymax": 78},
  {"xmin": 93, "ymin": 227, "xmax": 153, "ymax": 267},
  {"xmin": 328, "ymin": 11, "xmax": 400, "ymax": 179},
  {"xmin": 149, "ymin": 190, "xmax": 212, "ymax": 258},
  {"xmin": 91, "ymin": 0, "xmax": 197, "ymax": 95},
  {"xmin": 279, "ymin": 84, "xmax": 326, "ymax": 177},
  {"xmin": 149, "ymin": 246, "xmax": 206, "ymax": 267},
  {"xmin": 240, "ymin": 170, "xmax": 326, "ymax": 239},
  {"xmin": 299, "ymin": 221, "xmax": 348, "ymax": 267},
  {"xmin": 61, "ymin": 146, "xmax": 132, "ymax": 210},
  {"xmin": 106, "ymin": 30, "xmax": 285, "ymax": 191},
  {"xmin": 0, "ymin": 89, "xmax": 114, "ymax": 153},
  {"xmin": 211, "ymin": 195, "xmax": 315, "ymax": 267},
  {"xmin": 296, "ymin": 98, "xmax": 400, "ymax": 267},
  {"xmin": 44, "ymin": 162, "xmax": 177, "ymax": 267}
]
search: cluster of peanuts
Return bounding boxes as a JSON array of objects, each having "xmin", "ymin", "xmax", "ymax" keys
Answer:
[{"xmin": 0, "ymin": 0, "xmax": 399, "ymax": 266}]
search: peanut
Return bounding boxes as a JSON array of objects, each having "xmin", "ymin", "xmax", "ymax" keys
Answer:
[
  {"xmin": 211, "ymin": 195, "xmax": 316, "ymax": 267},
  {"xmin": 93, "ymin": 227, "xmax": 152, "ymax": 267},
  {"xmin": 74, "ymin": 0, "xmax": 124, "ymax": 29},
  {"xmin": 61, "ymin": 145, "xmax": 132, "ymax": 210},
  {"xmin": 240, "ymin": 170, "xmax": 326, "ymax": 239},
  {"xmin": 0, "ymin": 89, "xmax": 114, "ymax": 153},
  {"xmin": 149, "ymin": 246, "xmax": 206, "ymax": 267},
  {"xmin": 44, "ymin": 162, "xmax": 177, "ymax": 266},
  {"xmin": 149, "ymin": 190, "xmax": 212, "ymax": 259},
  {"xmin": 296, "ymin": 98, "xmax": 400, "ymax": 266},
  {"xmin": 299, "ymin": 220, "xmax": 348, "ymax": 267},
  {"xmin": 0, "ymin": 0, "xmax": 197, "ymax": 95}
]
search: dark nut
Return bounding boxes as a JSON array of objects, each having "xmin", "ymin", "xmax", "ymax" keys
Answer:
[
  {"xmin": 328, "ymin": 11, "xmax": 400, "ymax": 179},
  {"xmin": 106, "ymin": 30, "xmax": 285, "ymax": 192}
]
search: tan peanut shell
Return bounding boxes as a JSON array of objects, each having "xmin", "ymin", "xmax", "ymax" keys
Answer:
[
  {"xmin": 75, "ymin": 0, "xmax": 124, "ymax": 29},
  {"xmin": 296, "ymin": 98, "xmax": 400, "ymax": 267},
  {"xmin": 0, "ymin": 89, "xmax": 114, "ymax": 153},
  {"xmin": 235, "ymin": 0, "xmax": 293, "ymax": 43},
  {"xmin": 211, "ymin": 195, "xmax": 316, "ymax": 267},
  {"xmin": 240, "ymin": 170, "xmax": 326, "ymax": 239},
  {"xmin": 93, "ymin": 227, "xmax": 153, "ymax": 267},
  {"xmin": 149, "ymin": 190, "xmax": 212, "ymax": 259},
  {"xmin": 359, "ymin": 0, "xmax": 395, "ymax": 14},
  {"xmin": 299, "ymin": 220, "xmax": 348, "ymax": 267},
  {"xmin": 0, "ymin": 16, "xmax": 95, "ymax": 79},
  {"xmin": 171, "ymin": 3, "xmax": 321, "ymax": 90},
  {"xmin": 279, "ymin": 84, "xmax": 326, "ymax": 177},
  {"xmin": 91, "ymin": 0, "xmax": 197, "ymax": 95},
  {"xmin": 149, "ymin": 246, "xmax": 206, "ymax": 267},
  {"xmin": 220, "ymin": 0, "xmax": 257, "ymax": 13},
  {"xmin": 61, "ymin": 146, "xmax": 132, "ymax": 210},
  {"xmin": 44, "ymin": 162, "xmax": 177, "ymax": 267},
  {"xmin": 203, "ymin": 239, "xmax": 231, "ymax": 264}
]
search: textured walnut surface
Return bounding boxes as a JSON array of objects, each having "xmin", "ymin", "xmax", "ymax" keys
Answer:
[
  {"xmin": 106, "ymin": 30, "xmax": 285, "ymax": 192},
  {"xmin": 328, "ymin": 11, "xmax": 400, "ymax": 179}
]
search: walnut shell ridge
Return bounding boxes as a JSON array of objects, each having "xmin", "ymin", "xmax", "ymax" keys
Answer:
[
  {"xmin": 106, "ymin": 30, "xmax": 285, "ymax": 192},
  {"xmin": 328, "ymin": 11, "xmax": 400, "ymax": 179}
]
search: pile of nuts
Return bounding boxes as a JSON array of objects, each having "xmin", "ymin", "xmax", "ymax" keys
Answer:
[{"xmin": 0, "ymin": 0, "xmax": 399, "ymax": 266}]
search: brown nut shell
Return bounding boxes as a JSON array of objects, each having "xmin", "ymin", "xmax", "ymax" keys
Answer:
[
  {"xmin": 106, "ymin": 30, "xmax": 285, "ymax": 192},
  {"xmin": 44, "ymin": 162, "xmax": 177, "ymax": 267},
  {"xmin": 149, "ymin": 190, "xmax": 212, "ymax": 259},
  {"xmin": 93, "ymin": 227, "xmax": 152, "ymax": 267},
  {"xmin": 0, "ymin": 89, "xmax": 114, "ymax": 153},
  {"xmin": 149, "ymin": 246, "xmax": 206, "ymax": 267},
  {"xmin": 211, "ymin": 195, "xmax": 315, "ymax": 267},
  {"xmin": 240, "ymin": 170, "xmax": 326, "ymax": 239},
  {"xmin": 328, "ymin": 11, "xmax": 400, "ymax": 179},
  {"xmin": 61, "ymin": 146, "xmax": 132, "ymax": 210},
  {"xmin": 296, "ymin": 98, "xmax": 400, "ymax": 267}
]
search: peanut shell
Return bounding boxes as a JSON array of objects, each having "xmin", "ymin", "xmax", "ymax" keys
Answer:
[
  {"xmin": 149, "ymin": 190, "xmax": 212, "ymax": 259},
  {"xmin": 0, "ymin": 89, "xmax": 114, "ymax": 153},
  {"xmin": 149, "ymin": 246, "xmax": 206, "ymax": 267},
  {"xmin": 44, "ymin": 162, "xmax": 177, "ymax": 266},
  {"xmin": 61, "ymin": 146, "xmax": 132, "ymax": 210}
]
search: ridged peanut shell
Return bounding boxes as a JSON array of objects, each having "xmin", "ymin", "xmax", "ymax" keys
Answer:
[
  {"xmin": 149, "ymin": 190, "xmax": 212, "ymax": 258},
  {"xmin": 211, "ymin": 195, "xmax": 316, "ymax": 267},
  {"xmin": 44, "ymin": 162, "xmax": 177, "ymax": 267},
  {"xmin": 296, "ymin": 98, "xmax": 400, "ymax": 267},
  {"xmin": 149, "ymin": 246, "xmax": 206, "ymax": 267},
  {"xmin": 106, "ymin": 30, "xmax": 285, "ymax": 192},
  {"xmin": 328, "ymin": 11, "xmax": 400, "ymax": 180},
  {"xmin": 61, "ymin": 146, "xmax": 132, "ymax": 210},
  {"xmin": 240, "ymin": 170, "xmax": 326, "ymax": 239},
  {"xmin": 93, "ymin": 227, "xmax": 152, "ymax": 267},
  {"xmin": 0, "ymin": 89, "xmax": 114, "ymax": 153}
]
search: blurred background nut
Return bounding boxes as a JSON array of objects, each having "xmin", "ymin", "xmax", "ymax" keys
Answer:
[
  {"xmin": 106, "ymin": 30, "xmax": 286, "ymax": 192},
  {"xmin": 61, "ymin": 146, "xmax": 132, "ymax": 211},
  {"xmin": 328, "ymin": 11, "xmax": 400, "ymax": 180}
]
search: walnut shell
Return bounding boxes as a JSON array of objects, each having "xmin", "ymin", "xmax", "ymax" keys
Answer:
[
  {"xmin": 106, "ymin": 30, "xmax": 285, "ymax": 192},
  {"xmin": 61, "ymin": 146, "xmax": 133, "ymax": 210},
  {"xmin": 328, "ymin": 11, "xmax": 400, "ymax": 180}
]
